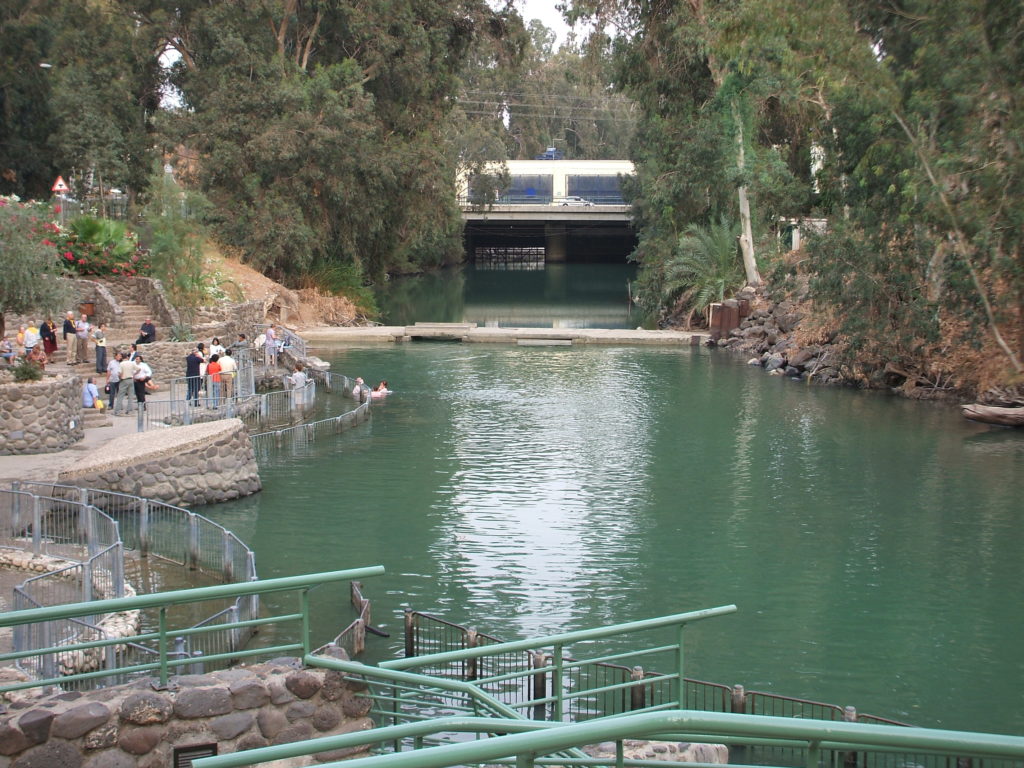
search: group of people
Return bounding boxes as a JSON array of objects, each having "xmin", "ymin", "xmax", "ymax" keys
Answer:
[
  {"xmin": 352, "ymin": 377, "xmax": 391, "ymax": 400},
  {"xmin": 1, "ymin": 311, "xmax": 159, "ymax": 374},
  {"xmin": 184, "ymin": 335, "xmax": 246, "ymax": 408},
  {"xmin": 2, "ymin": 319, "xmax": 57, "ymax": 367},
  {"xmin": 91, "ymin": 346, "xmax": 155, "ymax": 415}
]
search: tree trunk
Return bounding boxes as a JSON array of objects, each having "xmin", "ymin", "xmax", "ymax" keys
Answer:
[
  {"xmin": 962, "ymin": 404, "xmax": 1024, "ymax": 427},
  {"xmin": 732, "ymin": 99, "xmax": 761, "ymax": 286}
]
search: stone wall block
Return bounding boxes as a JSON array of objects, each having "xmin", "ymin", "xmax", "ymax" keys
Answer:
[
  {"xmin": 0, "ymin": 726, "xmax": 31, "ymax": 756},
  {"xmin": 267, "ymin": 677, "xmax": 296, "ymax": 706},
  {"xmin": 340, "ymin": 691, "xmax": 373, "ymax": 719},
  {"xmin": 285, "ymin": 700, "xmax": 316, "ymax": 722},
  {"xmin": 16, "ymin": 710, "xmax": 53, "ymax": 745},
  {"xmin": 51, "ymin": 702, "xmax": 111, "ymax": 739},
  {"xmin": 235, "ymin": 733, "xmax": 269, "ymax": 752},
  {"xmin": 82, "ymin": 722, "xmax": 118, "ymax": 751},
  {"xmin": 116, "ymin": 726, "xmax": 162, "ymax": 756},
  {"xmin": 256, "ymin": 708, "xmax": 288, "ymax": 740},
  {"xmin": 210, "ymin": 712, "xmax": 254, "ymax": 741},
  {"xmin": 173, "ymin": 687, "xmax": 231, "ymax": 719},
  {"xmin": 270, "ymin": 720, "xmax": 314, "ymax": 746},
  {"xmin": 10, "ymin": 740, "xmax": 82, "ymax": 768},
  {"xmin": 83, "ymin": 750, "xmax": 136, "ymax": 768},
  {"xmin": 285, "ymin": 670, "xmax": 322, "ymax": 699},
  {"xmin": 229, "ymin": 679, "xmax": 269, "ymax": 710},
  {"xmin": 118, "ymin": 692, "xmax": 172, "ymax": 726},
  {"xmin": 312, "ymin": 705, "xmax": 341, "ymax": 733}
]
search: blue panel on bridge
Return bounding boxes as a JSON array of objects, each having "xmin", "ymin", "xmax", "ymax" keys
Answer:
[{"xmin": 567, "ymin": 175, "xmax": 626, "ymax": 204}]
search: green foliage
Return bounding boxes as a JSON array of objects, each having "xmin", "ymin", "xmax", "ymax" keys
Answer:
[
  {"xmin": 666, "ymin": 217, "xmax": 746, "ymax": 315},
  {"xmin": 11, "ymin": 358, "xmax": 43, "ymax": 383},
  {"xmin": 168, "ymin": 323, "xmax": 194, "ymax": 342},
  {"xmin": 58, "ymin": 216, "xmax": 149, "ymax": 277},
  {"xmin": 139, "ymin": 165, "xmax": 210, "ymax": 316},
  {"xmin": 0, "ymin": 199, "xmax": 73, "ymax": 337},
  {"xmin": 303, "ymin": 261, "xmax": 378, "ymax": 317}
]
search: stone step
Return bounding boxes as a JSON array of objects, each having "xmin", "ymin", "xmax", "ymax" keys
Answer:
[{"xmin": 79, "ymin": 408, "xmax": 112, "ymax": 428}]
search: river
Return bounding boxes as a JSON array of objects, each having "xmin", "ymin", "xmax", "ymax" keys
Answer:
[{"xmin": 203, "ymin": 263, "xmax": 1024, "ymax": 735}]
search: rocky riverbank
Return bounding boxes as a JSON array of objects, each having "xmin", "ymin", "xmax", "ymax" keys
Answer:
[{"xmin": 700, "ymin": 284, "xmax": 1024, "ymax": 412}]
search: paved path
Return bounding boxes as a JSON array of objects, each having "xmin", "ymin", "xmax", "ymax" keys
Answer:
[{"xmin": 300, "ymin": 324, "xmax": 708, "ymax": 346}]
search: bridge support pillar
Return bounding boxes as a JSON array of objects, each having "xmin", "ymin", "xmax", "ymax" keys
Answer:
[{"xmin": 544, "ymin": 223, "xmax": 568, "ymax": 262}]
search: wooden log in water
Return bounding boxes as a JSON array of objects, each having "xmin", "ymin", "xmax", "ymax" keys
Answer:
[{"xmin": 962, "ymin": 404, "xmax": 1024, "ymax": 427}]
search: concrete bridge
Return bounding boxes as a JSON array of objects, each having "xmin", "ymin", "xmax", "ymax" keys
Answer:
[{"xmin": 459, "ymin": 160, "xmax": 636, "ymax": 262}]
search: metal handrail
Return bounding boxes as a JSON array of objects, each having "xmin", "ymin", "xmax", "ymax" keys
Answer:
[
  {"xmin": 193, "ymin": 707, "xmax": 1024, "ymax": 768},
  {"xmin": 0, "ymin": 566, "xmax": 385, "ymax": 691}
]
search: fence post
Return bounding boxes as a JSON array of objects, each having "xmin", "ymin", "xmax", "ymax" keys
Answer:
[
  {"xmin": 731, "ymin": 684, "xmax": 746, "ymax": 713},
  {"xmin": 222, "ymin": 531, "xmax": 234, "ymax": 583},
  {"xmin": 532, "ymin": 651, "xmax": 548, "ymax": 720},
  {"xmin": 84, "ymin": 504, "xmax": 98, "ymax": 558},
  {"xmin": 82, "ymin": 561, "xmax": 93, "ymax": 605},
  {"xmin": 41, "ymin": 622, "xmax": 56, "ymax": 681},
  {"xmin": 229, "ymin": 604, "xmax": 241, "ymax": 651},
  {"xmin": 113, "ymin": 542, "xmax": 125, "ymax": 599},
  {"xmin": 630, "ymin": 666, "xmax": 646, "ymax": 711},
  {"xmin": 843, "ymin": 706, "xmax": 858, "ymax": 768},
  {"xmin": 553, "ymin": 644, "xmax": 564, "ymax": 721},
  {"xmin": 139, "ymin": 500, "xmax": 150, "ymax": 557},
  {"xmin": 190, "ymin": 651, "xmax": 205, "ymax": 676},
  {"xmin": 32, "ymin": 495, "xmax": 42, "ymax": 555},
  {"xmin": 11, "ymin": 483, "xmax": 21, "ymax": 535},
  {"xmin": 136, "ymin": 400, "xmax": 144, "ymax": 432},
  {"xmin": 404, "ymin": 608, "xmax": 415, "ymax": 657},
  {"xmin": 187, "ymin": 513, "xmax": 200, "ymax": 570},
  {"xmin": 465, "ymin": 630, "xmax": 478, "ymax": 681}
]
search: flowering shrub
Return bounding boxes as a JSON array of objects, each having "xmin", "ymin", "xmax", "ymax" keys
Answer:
[
  {"xmin": 0, "ymin": 197, "xmax": 151, "ymax": 278},
  {"xmin": 56, "ymin": 215, "xmax": 151, "ymax": 278}
]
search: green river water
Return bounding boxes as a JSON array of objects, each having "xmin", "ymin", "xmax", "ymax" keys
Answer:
[{"xmin": 203, "ymin": 263, "xmax": 1024, "ymax": 736}]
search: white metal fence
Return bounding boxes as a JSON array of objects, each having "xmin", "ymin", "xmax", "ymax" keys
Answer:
[{"xmin": 5, "ymin": 483, "xmax": 260, "ymax": 687}]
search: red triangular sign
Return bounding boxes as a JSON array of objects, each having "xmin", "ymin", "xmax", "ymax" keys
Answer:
[{"xmin": 51, "ymin": 176, "xmax": 69, "ymax": 193}]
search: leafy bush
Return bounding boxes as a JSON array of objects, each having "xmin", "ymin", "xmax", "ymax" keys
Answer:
[
  {"xmin": 57, "ymin": 215, "xmax": 150, "ymax": 277},
  {"xmin": 11, "ymin": 359, "xmax": 43, "ymax": 382}
]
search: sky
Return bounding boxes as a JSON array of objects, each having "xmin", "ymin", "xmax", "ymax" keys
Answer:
[{"xmin": 516, "ymin": 0, "xmax": 572, "ymax": 45}]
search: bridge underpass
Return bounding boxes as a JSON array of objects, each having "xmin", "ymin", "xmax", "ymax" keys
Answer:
[{"xmin": 462, "ymin": 208, "xmax": 636, "ymax": 264}]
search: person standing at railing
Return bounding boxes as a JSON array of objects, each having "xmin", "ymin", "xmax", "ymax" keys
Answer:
[
  {"xmin": 133, "ymin": 355, "xmax": 153, "ymax": 409},
  {"xmin": 289, "ymin": 363, "xmax": 308, "ymax": 407},
  {"xmin": 114, "ymin": 353, "xmax": 136, "ymax": 414},
  {"xmin": 185, "ymin": 345, "xmax": 204, "ymax": 407},
  {"xmin": 265, "ymin": 324, "xmax": 279, "ymax": 366},
  {"xmin": 106, "ymin": 351, "xmax": 122, "ymax": 410},
  {"xmin": 61, "ymin": 311, "xmax": 75, "ymax": 354},
  {"xmin": 41, "ymin": 318, "xmax": 58, "ymax": 360},
  {"xmin": 219, "ymin": 348, "xmax": 237, "ymax": 402},
  {"xmin": 207, "ymin": 353, "xmax": 222, "ymax": 409},
  {"xmin": 92, "ymin": 322, "xmax": 107, "ymax": 374},
  {"xmin": 74, "ymin": 313, "xmax": 91, "ymax": 366}
]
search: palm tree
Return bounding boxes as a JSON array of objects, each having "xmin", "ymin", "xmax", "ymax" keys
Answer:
[{"xmin": 662, "ymin": 216, "xmax": 746, "ymax": 328}]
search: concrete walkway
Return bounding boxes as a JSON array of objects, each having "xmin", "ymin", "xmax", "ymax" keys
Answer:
[{"xmin": 301, "ymin": 324, "xmax": 709, "ymax": 346}]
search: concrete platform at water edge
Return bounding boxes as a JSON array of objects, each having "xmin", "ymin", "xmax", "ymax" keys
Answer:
[{"xmin": 301, "ymin": 323, "xmax": 709, "ymax": 346}]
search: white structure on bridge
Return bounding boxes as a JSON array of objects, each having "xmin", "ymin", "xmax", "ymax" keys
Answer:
[
  {"xmin": 457, "ymin": 159, "xmax": 635, "ymax": 205},
  {"xmin": 458, "ymin": 160, "xmax": 636, "ymax": 261}
]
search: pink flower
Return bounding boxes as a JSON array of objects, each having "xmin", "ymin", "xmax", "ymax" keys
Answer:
[
  {"xmin": 64, "ymin": 252, "xmax": 74, "ymax": 261},
  {"xmin": 53, "ymin": 205, "xmax": 61, "ymax": 213},
  {"xmin": 42, "ymin": 239, "xmax": 54, "ymax": 246},
  {"xmin": 77, "ymin": 258, "xmax": 85, "ymax": 265}
]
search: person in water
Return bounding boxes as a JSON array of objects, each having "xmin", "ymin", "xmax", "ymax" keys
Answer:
[{"xmin": 371, "ymin": 380, "xmax": 390, "ymax": 398}]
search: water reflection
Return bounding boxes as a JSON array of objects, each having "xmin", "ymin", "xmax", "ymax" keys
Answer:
[
  {"xmin": 376, "ymin": 263, "xmax": 639, "ymax": 329},
  {"xmin": 205, "ymin": 343, "xmax": 1024, "ymax": 734}
]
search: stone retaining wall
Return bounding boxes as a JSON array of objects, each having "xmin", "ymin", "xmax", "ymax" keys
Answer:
[
  {"xmin": 99, "ymin": 277, "xmax": 180, "ymax": 329},
  {"xmin": 0, "ymin": 375, "xmax": 84, "ymax": 456},
  {"xmin": 57, "ymin": 419, "xmax": 261, "ymax": 506},
  {"xmin": 0, "ymin": 658, "xmax": 374, "ymax": 768}
]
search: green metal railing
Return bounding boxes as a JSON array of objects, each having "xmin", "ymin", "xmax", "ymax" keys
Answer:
[
  {"xmin": 193, "ymin": 706, "xmax": 1024, "ymax": 768},
  {"xmin": 385, "ymin": 605, "xmax": 738, "ymax": 722},
  {"xmin": 0, "ymin": 566, "xmax": 383, "ymax": 692}
]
